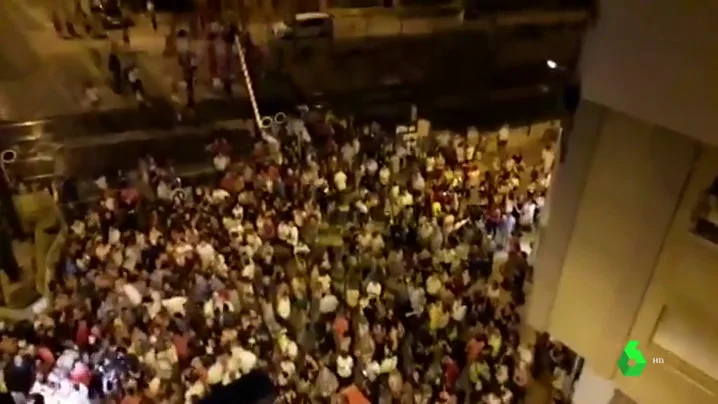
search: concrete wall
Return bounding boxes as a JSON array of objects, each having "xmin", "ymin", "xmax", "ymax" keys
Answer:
[
  {"xmin": 573, "ymin": 366, "xmax": 617, "ymax": 404},
  {"xmin": 528, "ymin": 99, "xmax": 718, "ymax": 403},
  {"xmin": 617, "ymin": 146, "xmax": 718, "ymax": 404},
  {"xmin": 579, "ymin": 0, "xmax": 718, "ymax": 147},
  {"xmin": 547, "ymin": 103, "xmax": 698, "ymax": 377},
  {"xmin": 525, "ymin": 100, "xmax": 604, "ymax": 330}
]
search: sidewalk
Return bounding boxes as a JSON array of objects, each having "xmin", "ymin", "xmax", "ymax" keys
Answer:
[
  {"xmin": 19, "ymin": 27, "xmax": 132, "ymax": 112},
  {"xmin": 107, "ymin": 18, "xmax": 245, "ymax": 102},
  {"xmin": 7, "ymin": 0, "xmax": 238, "ymax": 110},
  {"xmin": 0, "ymin": 0, "xmax": 107, "ymax": 119}
]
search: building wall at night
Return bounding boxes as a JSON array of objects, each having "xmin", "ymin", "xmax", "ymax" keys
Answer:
[
  {"xmin": 579, "ymin": 0, "xmax": 718, "ymax": 147},
  {"xmin": 526, "ymin": 0, "xmax": 718, "ymax": 401},
  {"xmin": 527, "ymin": 99, "xmax": 718, "ymax": 404}
]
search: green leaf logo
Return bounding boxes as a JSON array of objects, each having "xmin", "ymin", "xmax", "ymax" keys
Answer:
[{"xmin": 617, "ymin": 340, "xmax": 647, "ymax": 377}]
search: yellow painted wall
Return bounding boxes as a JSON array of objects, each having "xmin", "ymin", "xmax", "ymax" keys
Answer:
[
  {"xmin": 580, "ymin": 0, "xmax": 718, "ymax": 147},
  {"xmin": 529, "ymin": 101, "xmax": 718, "ymax": 403},
  {"xmin": 617, "ymin": 147, "xmax": 718, "ymax": 403}
]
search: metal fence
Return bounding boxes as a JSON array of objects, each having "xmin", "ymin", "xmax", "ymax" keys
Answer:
[
  {"xmin": 332, "ymin": 12, "xmax": 464, "ymax": 37},
  {"xmin": 244, "ymin": 8, "xmax": 479, "ymax": 45}
]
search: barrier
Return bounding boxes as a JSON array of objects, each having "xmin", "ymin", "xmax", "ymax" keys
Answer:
[
  {"xmin": 333, "ymin": 13, "xmax": 463, "ymax": 38},
  {"xmin": 260, "ymin": 112, "xmax": 290, "ymax": 137},
  {"xmin": 239, "ymin": 7, "xmax": 587, "ymax": 47},
  {"xmin": 1, "ymin": 149, "xmax": 16, "ymax": 164},
  {"xmin": 1, "ymin": 149, "xmax": 16, "ymax": 184},
  {"xmin": 0, "ymin": 191, "xmax": 65, "ymax": 320}
]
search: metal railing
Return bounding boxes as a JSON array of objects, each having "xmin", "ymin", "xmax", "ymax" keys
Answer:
[
  {"xmin": 244, "ymin": 8, "xmax": 469, "ymax": 44},
  {"xmin": 332, "ymin": 11, "xmax": 465, "ymax": 38},
  {"xmin": 239, "ymin": 6, "xmax": 589, "ymax": 61}
]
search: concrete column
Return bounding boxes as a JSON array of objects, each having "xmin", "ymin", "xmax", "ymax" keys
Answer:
[
  {"xmin": 525, "ymin": 100, "xmax": 605, "ymax": 331},
  {"xmin": 573, "ymin": 365, "xmax": 616, "ymax": 404},
  {"xmin": 538, "ymin": 103, "xmax": 697, "ymax": 377}
]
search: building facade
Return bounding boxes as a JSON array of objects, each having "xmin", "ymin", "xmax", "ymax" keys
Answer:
[{"xmin": 526, "ymin": 0, "xmax": 718, "ymax": 402}]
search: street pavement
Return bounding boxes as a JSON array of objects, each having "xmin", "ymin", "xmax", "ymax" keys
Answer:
[
  {"xmin": 0, "ymin": 0, "xmax": 572, "ymax": 189},
  {"xmin": 5, "ymin": 0, "xmax": 240, "ymax": 118},
  {"xmin": 0, "ymin": 0, "xmax": 91, "ymax": 120},
  {"xmin": 5, "ymin": 0, "xmax": 586, "ymax": 118}
]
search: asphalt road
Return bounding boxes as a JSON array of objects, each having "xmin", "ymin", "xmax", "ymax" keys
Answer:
[
  {"xmin": 273, "ymin": 30, "xmax": 494, "ymax": 96},
  {"xmin": 0, "ymin": 3, "xmax": 570, "ymax": 184},
  {"xmin": 0, "ymin": 0, "xmax": 102, "ymax": 120}
]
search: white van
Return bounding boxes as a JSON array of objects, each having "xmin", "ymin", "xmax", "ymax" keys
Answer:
[{"xmin": 271, "ymin": 12, "xmax": 334, "ymax": 40}]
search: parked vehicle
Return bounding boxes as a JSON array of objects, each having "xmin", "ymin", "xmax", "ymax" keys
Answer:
[
  {"xmin": 271, "ymin": 12, "xmax": 334, "ymax": 40},
  {"xmin": 90, "ymin": 0, "xmax": 134, "ymax": 29}
]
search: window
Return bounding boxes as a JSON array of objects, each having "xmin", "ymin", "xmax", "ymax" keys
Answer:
[{"xmin": 692, "ymin": 176, "xmax": 718, "ymax": 244}]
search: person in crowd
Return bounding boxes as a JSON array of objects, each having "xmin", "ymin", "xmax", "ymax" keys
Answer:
[
  {"xmin": 83, "ymin": 80, "xmax": 100, "ymax": 110},
  {"xmin": 121, "ymin": 17, "xmax": 131, "ymax": 47},
  {"xmin": 108, "ymin": 44, "xmax": 122, "ymax": 94},
  {"xmin": 0, "ymin": 113, "xmax": 566, "ymax": 403},
  {"xmin": 125, "ymin": 64, "xmax": 145, "ymax": 105},
  {"xmin": 147, "ymin": 0, "xmax": 157, "ymax": 32},
  {"xmin": 170, "ymin": 81, "xmax": 184, "ymax": 122}
]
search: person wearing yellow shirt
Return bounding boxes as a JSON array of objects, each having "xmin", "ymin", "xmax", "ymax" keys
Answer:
[
  {"xmin": 489, "ymin": 332, "xmax": 502, "ymax": 358},
  {"xmin": 428, "ymin": 302, "xmax": 449, "ymax": 331},
  {"xmin": 432, "ymin": 201, "xmax": 442, "ymax": 217},
  {"xmin": 443, "ymin": 169, "xmax": 454, "ymax": 185}
]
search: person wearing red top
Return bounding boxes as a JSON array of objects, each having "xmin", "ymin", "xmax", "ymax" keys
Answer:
[
  {"xmin": 466, "ymin": 337, "xmax": 484, "ymax": 363},
  {"xmin": 121, "ymin": 394, "xmax": 142, "ymax": 404},
  {"xmin": 220, "ymin": 171, "xmax": 237, "ymax": 191},
  {"xmin": 70, "ymin": 361, "xmax": 92, "ymax": 385},
  {"xmin": 267, "ymin": 165, "xmax": 280, "ymax": 181},
  {"xmin": 442, "ymin": 356, "xmax": 460, "ymax": 391},
  {"xmin": 333, "ymin": 313, "xmax": 349, "ymax": 344},
  {"xmin": 75, "ymin": 320, "xmax": 89, "ymax": 347},
  {"xmin": 172, "ymin": 334, "xmax": 189, "ymax": 362}
]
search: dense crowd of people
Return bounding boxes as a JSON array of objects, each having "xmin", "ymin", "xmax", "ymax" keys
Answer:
[{"xmin": 0, "ymin": 110, "xmax": 575, "ymax": 403}]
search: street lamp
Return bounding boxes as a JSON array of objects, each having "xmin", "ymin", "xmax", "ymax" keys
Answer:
[{"xmin": 547, "ymin": 59, "xmax": 569, "ymax": 73}]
